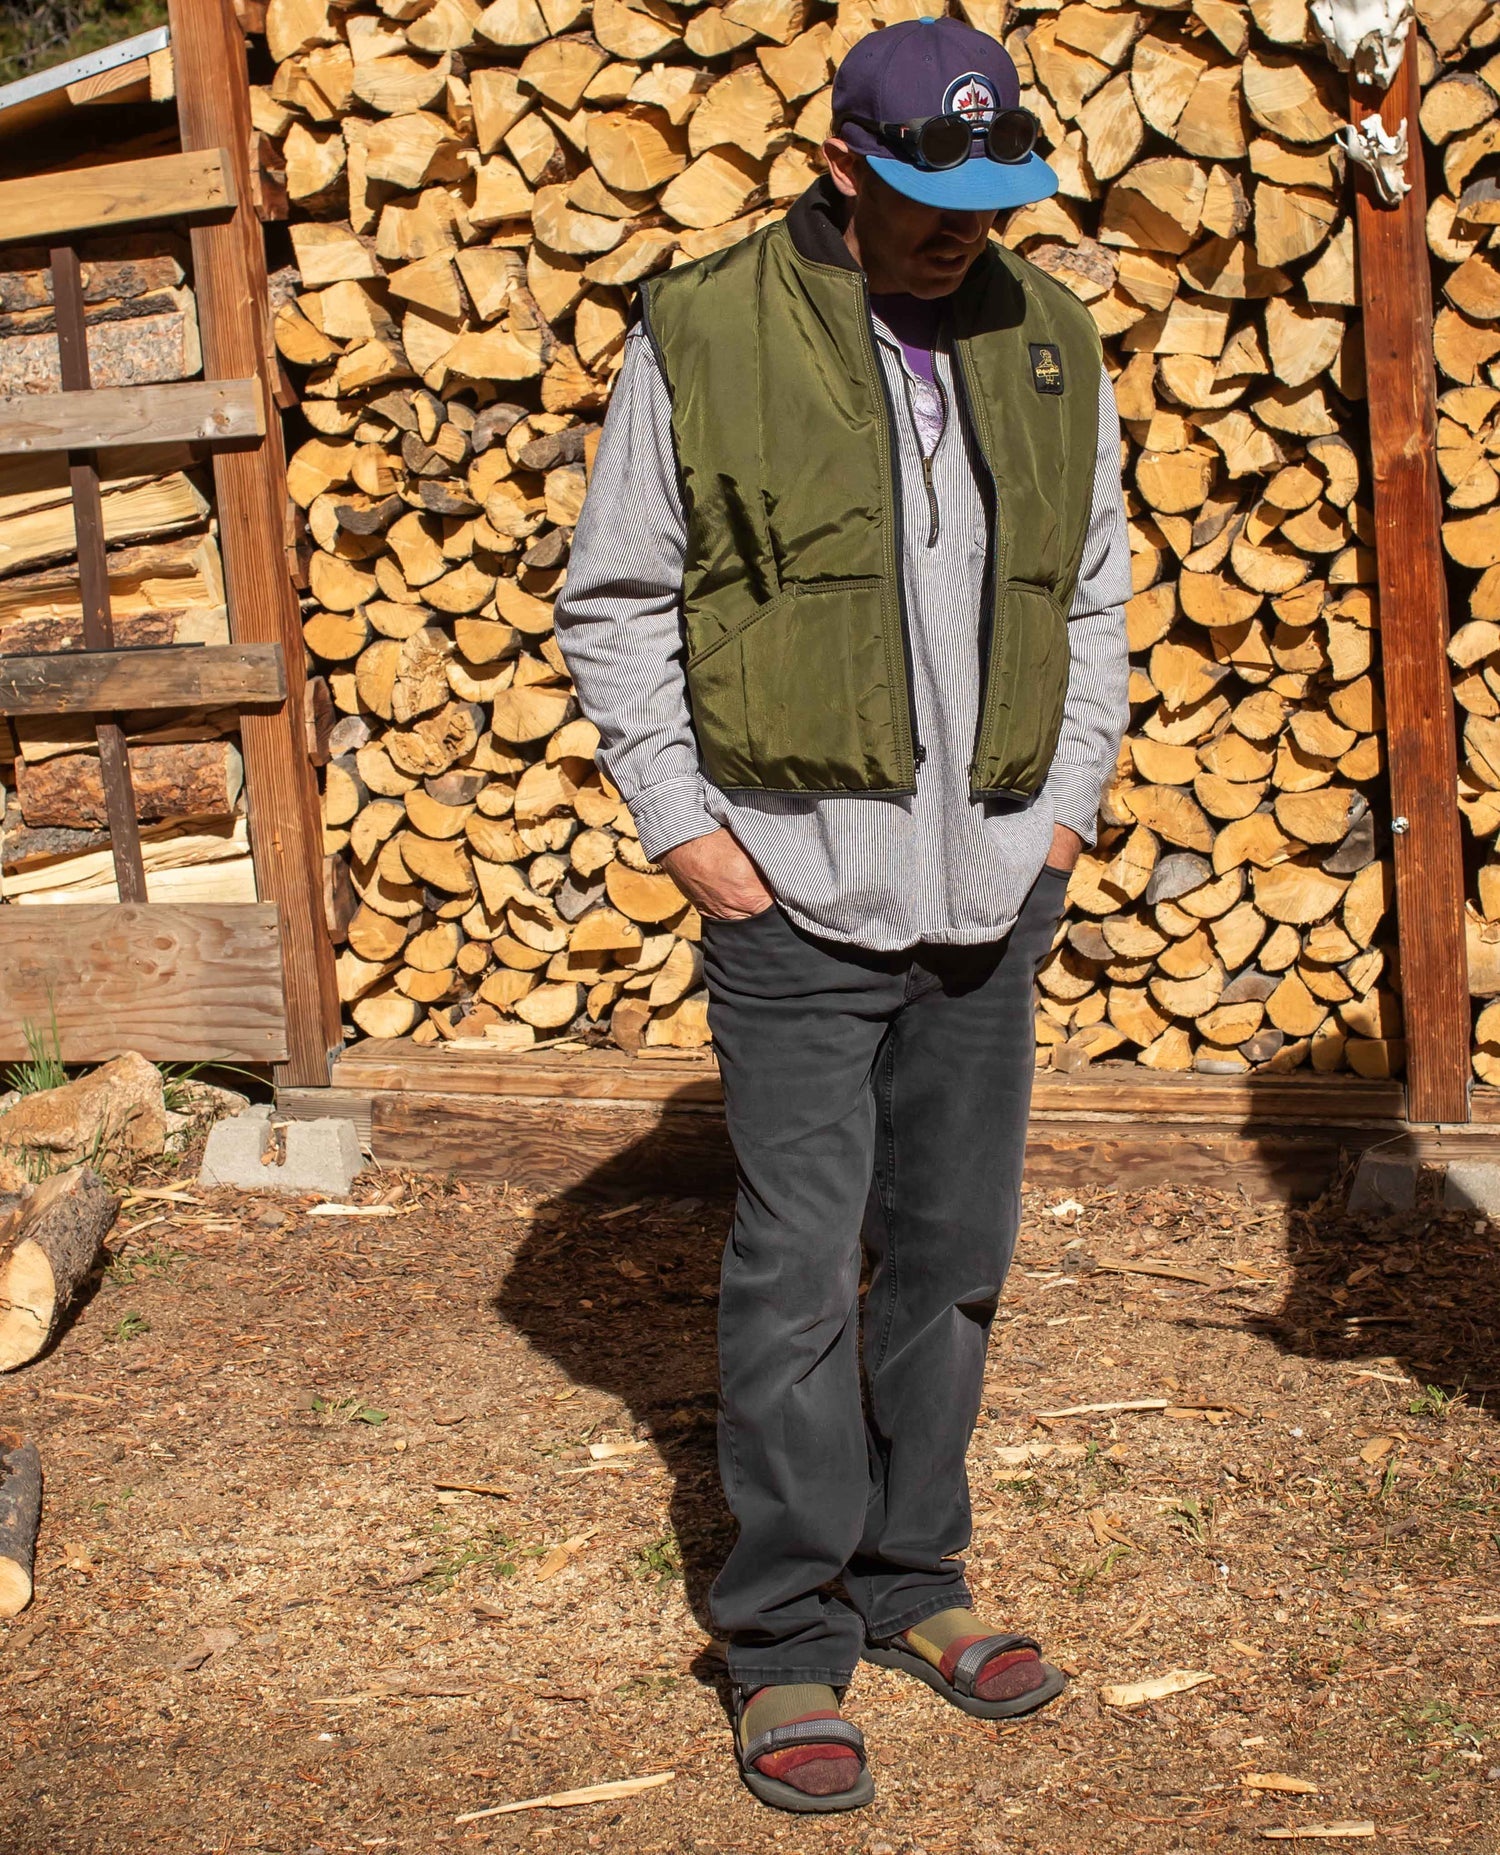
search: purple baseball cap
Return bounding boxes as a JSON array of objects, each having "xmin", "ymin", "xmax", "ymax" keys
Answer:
[{"xmin": 831, "ymin": 14, "xmax": 1058, "ymax": 213}]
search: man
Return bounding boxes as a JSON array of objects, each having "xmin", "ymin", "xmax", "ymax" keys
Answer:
[{"xmin": 555, "ymin": 13, "xmax": 1130, "ymax": 1815}]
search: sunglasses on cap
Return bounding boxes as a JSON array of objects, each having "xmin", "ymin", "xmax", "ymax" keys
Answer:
[{"xmin": 838, "ymin": 107, "xmax": 1041, "ymax": 171}]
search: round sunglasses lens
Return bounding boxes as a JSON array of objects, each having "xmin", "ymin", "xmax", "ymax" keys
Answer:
[
  {"xmin": 916, "ymin": 116, "xmax": 972, "ymax": 169},
  {"xmin": 986, "ymin": 111, "xmax": 1036, "ymax": 163}
]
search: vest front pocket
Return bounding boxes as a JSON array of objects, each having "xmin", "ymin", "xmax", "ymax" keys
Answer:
[
  {"xmin": 686, "ymin": 577, "xmax": 900, "ymax": 792},
  {"xmin": 973, "ymin": 581, "xmax": 1071, "ymax": 797}
]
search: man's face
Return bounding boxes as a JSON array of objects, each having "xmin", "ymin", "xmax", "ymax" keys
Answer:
[{"xmin": 825, "ymin": 144, "xmax": 998, "ymax": 298}]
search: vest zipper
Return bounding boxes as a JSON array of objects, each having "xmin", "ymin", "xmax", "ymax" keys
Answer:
[
  {"xmin": 946, "ymin": 332, "xmax": 1006, "ymax": 798},
  {"xmin": 859, "ymin": 284, "xmax": 925, "ymax": 778}
]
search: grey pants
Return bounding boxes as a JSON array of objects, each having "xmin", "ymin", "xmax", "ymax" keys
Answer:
[{"xmin": 699, "ymin": 864, "xmax": 1069, "ymax": 1690}]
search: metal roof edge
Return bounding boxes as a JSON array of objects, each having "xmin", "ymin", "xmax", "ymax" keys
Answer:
[{"xmin": 0, "ymin": 24, "xmax": 172, "ymax": 121}]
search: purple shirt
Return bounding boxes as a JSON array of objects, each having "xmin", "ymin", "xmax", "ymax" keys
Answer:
[{"xmin": 868, "ymin": 291, "xmax": 942, "ymax": 387}]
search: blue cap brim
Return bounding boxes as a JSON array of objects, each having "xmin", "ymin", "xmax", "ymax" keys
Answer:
[{"xmin": 866, "ymin": 151, "xmax": 1059, "ymax": 212}]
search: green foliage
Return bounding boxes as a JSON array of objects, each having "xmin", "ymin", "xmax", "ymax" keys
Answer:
[
  {"xmin": 629, "ymin": 1533, "xmax": 683, "ymax": 1583},
  {"xmin": 107, "ymin": 1242, "xmax": 183, "ymax": 1285},
  {"xmin": 1167, "ymin": 1496, "xmax": 1213, "ymax": 1547},
  {"xmin": 0, "ymin": 2, "xmax": 169, "ymax": 81},
  {"xmin": 409, "ymin": 1514, "xmax": 519, "ymax": 1591},
  {"xmin": 110, "ymin": 1310, "xmax": 150, "ymax": 1342},
  {"xmin": 3, "ymin": 1005, "xmax": 67, "ymax": 1098},
  {"xmin": 1407, "ymin": 1384, "xmax": 1460, "ymax": 1420},
  {"xmin": 310, "ymin": 1394, "xmax": 387, "ymax": 1425}
]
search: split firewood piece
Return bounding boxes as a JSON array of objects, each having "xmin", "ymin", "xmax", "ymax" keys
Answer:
[
  {"xmin": 1241, "ymin": 51, "xmax": 1342, "ymax": 144},
  {"xmin": 0, "ymin": 1432, "xmax": 42, "ymax": 1617},
  {"xmin": 595, "ymin": 862, "xmax": 684, "ymax": 930},
  {"xmin": 0, "ymin": 1169, "xmax": 120, "ymax": 1373}
]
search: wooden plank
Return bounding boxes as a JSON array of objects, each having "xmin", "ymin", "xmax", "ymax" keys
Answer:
[
  {"xmin": 49, "ymin": 243, "xmax": 147, "ymax": 907},
  {"xmin": 0, "ymin": 642, "xmax": 284, "ymax": 716},
  {"xmin": 374, "ymin": 1094, "xmax": 738, "ymax": 1200},
  {"xmin": 66, "ymin": 57, "xmax": 153, "ymax": 108},
  {"xmin": 0, "ymin": 903, "xmax": 287, "ymax": 1063},
  {"xmin": 0, "ymin": 149, "xmax": 235, "ymax": 247},
  {"xmin": 363, "ymin": 1089, "xmax": 1408, "ymax": 1203},
  {"xmin": 329, "ymin": 1040, "xmax": 1409, "ymax": 1124},
  {"xmin": 168, "ymin": 0, "xmax": 341, "ymax": 1088},
  {"xmin": 1352, "ymin": 53, "xmax": 1471, "ymax": 1125},
  {"xmin": 0, "ymin": 379, "xmax": 263, "ymax": 458}
]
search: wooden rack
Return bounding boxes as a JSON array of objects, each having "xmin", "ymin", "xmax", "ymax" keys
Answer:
[{"xmin": 0, "ymin": 0, "xmax": 340, "ymax": 1082}]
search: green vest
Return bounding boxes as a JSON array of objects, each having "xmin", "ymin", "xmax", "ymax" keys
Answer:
[{"xmin": 639, "ymin": 179, "xmax": 1103, "ymax": 800}]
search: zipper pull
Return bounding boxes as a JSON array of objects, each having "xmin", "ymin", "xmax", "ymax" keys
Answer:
[
  {"xmin": 921, "ymin": 456, "xmax": 939, "ymax": 548},
  {"xmin": 914, "ymin": 743, "xmax": 927, "ymax": 768}
]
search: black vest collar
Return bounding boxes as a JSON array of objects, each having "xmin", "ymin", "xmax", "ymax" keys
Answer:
[{"xmin": 786, "ymin": 177, "xmax": 861, "ymax": 272}]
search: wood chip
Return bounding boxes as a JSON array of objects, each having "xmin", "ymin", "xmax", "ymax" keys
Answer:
[
  {"xmin": 1260, "ymin": 1825, "xmax": 1375, "ymax": 1841},
  {"xmin": 1093, "ymin": 1257, "xmax": 1221, "ymax": 1286},
  {"xmin": 455, "ymin": 1771, "xmax": 675, "ymax": 1821},
  {"xmin": 1459, "ymin": 1614, "xmax": 1500, "ymax": 1626},
  {"xmin": 1034, "ymin": 1398, "xmax": 1170, "ymax": 1418},
  {"xmin": 308, "ymin": 1203, "xmax": 408, "ymax": 1217},
  {"xmin": 1098, "ymin": 1668, "xmax": 1217, "ymax": 1707},
  {"xmin": 587, "ymin": 1439, "xmax": 649, "ymax": 1459},
  {"xmin": 1358, "ymin": 1436, "xmax": 1397, "ymax": 1464},
  {"xmin": 432, "ymin": 1481, "xmax": 512, "ymax": 1498},
  {"xmin": 534, "ymin": 1527, "xmax": 596, "ymax": 1581},
  {"xmin": 1244, "ymin": 1773, "xmax": 1320, "ymax": 1793}
]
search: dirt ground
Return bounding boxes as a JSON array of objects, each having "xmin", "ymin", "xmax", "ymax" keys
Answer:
[{"xmin": 3, "ymin": 1132, "xmax": 1500, "ymax": 1855}]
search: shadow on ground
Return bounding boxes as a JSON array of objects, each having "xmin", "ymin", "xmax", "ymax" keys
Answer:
[
  {"xmin": 495, "ymin": 1120, "xmax": 1500, "ymax": 1671},
  {"xmin": 1262, "ymin": 1155, "xmax": 1500, "ymax": 1421},
  {"xmin": 493, "ymin": 1171, "xmax": 737, "ymax": 1642}
]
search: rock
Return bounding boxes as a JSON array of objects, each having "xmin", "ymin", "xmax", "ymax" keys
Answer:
[
  {"xmin": 169, "ymin": 1081, "xmax": 251, "ymax": 1121},
  {"xmin": 0, "ymin": 1054, "xmax": 166, "ymax": 1181}
]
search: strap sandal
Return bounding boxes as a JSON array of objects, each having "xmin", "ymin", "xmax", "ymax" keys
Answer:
[
  {"xmin": 863, "ymin": 1628, "xmax": 1068, "ymax": 1721},
  {"xmin": 732, "ymin": 1694, "xmax": 875, "ymax": 1814}
]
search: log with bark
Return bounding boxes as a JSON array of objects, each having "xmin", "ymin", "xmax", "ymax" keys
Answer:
[
  {"xmin": 0, "ymin": 1431, "xmax": 41, "ymax": 1616},
  {"xmin": 0, "ymin": 1167, "xmax": 119, "ymax": 1372}
]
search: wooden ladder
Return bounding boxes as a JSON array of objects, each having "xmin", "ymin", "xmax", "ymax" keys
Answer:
[{"xmin": 0, "ymin": 0, "xmax": 340, "ymax": 1085}]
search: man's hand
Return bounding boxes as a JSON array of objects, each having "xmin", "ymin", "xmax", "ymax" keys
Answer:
[
  {"xmin": 661, "ymin": 828, "xmax": 776, "ymax": 921},
  {"xmin": 1048, "ymin": 823, "xmax": 1085, "ymax": 873}
]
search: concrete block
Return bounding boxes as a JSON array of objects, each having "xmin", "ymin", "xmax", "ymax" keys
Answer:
[
  {"xmin": 199, "ymin": 1104, "xmax": 365, "ymax": 1196},
  {"xmin": 1442, "ymin": 1161, "xmax": 1500, "ymax": 1215},
  {"xmin": 1347, "ymin": 1150, "xmax": 1417, "ymax": 1214}
]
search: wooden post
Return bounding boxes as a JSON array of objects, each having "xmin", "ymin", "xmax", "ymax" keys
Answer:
[
  {"xmin": 167, "ymin": 0, "xmax": 341, "ymax": 1087},
  {"xmin": 47, "ymin": 244, "xmax": 148, "ymax": 905},
  {"xmin": 1352, "ymin": 49, "xmax": 1471, "ymax": 1125}
]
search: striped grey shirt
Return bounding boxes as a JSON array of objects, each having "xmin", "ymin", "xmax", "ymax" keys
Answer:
[{"xmin": 555, "ymin": 319, "xmax": 1131, "ymax": 952}]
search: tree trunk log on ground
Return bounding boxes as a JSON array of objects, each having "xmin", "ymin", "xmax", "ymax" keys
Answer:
[
  {"xmin": 0, "ymin": 1430, "xmax": 41, "ymax": 1616},
  {"xmin": 0, "ymin": 1168, "xmax": 119, "ymax": 1371}
]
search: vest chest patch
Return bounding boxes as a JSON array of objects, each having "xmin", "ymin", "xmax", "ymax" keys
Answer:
[{"xmin": 1029, "ymin": 342, "xmax": 1065, "ymax": 395}]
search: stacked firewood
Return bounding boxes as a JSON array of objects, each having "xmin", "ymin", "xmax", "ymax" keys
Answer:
[
  {"xmin": 0, "ymin": 236, "xmax": 253, "ymax": 907},
  {"xmin": 262, "ymin": 0, "xmax": 1404, "ymax": 1074},
  {"xmin": 1421, "ymin": 0, "xmax": 1500, "ymax": 1085}
]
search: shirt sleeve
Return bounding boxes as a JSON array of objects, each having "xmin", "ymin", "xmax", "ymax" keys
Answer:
[
  {"xmin": 1041, "ymin": 363, "xmax": 1133, "ymax": 849},
  {"xmin": 552, "ymin": 326, "xmax": 723, "ymax": 864}
]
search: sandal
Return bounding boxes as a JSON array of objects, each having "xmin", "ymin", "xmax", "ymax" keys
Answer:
[
  {"xmin": 863, "ymin": 1629, "xmax": 1068, "ymax": 1722},
  {"xmin": 732, "ymin": 1690, "xmax": 875, "ymax": 1814}
]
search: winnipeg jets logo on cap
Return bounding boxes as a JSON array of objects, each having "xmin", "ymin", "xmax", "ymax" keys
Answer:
[{"xmin": 943, "ymin": 70, "xmax": 999, "ymax": 124}]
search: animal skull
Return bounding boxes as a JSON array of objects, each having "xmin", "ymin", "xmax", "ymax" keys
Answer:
[
  {"xmin": 1337, "ymin": 113, "xmax": 1412, "ymax": 205},
  {"xmin": 1310, "ymin": 0, "xmax": 1414, "ymax": 91}
]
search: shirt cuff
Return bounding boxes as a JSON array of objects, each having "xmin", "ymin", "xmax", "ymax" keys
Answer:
[
  {"xmin": 625, "ymin": 777, "xmax": 724, "ymax": 864},
  {"xmin": 1047, "ymin": 766, "xmax": 1107, "ymax": 850}
]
